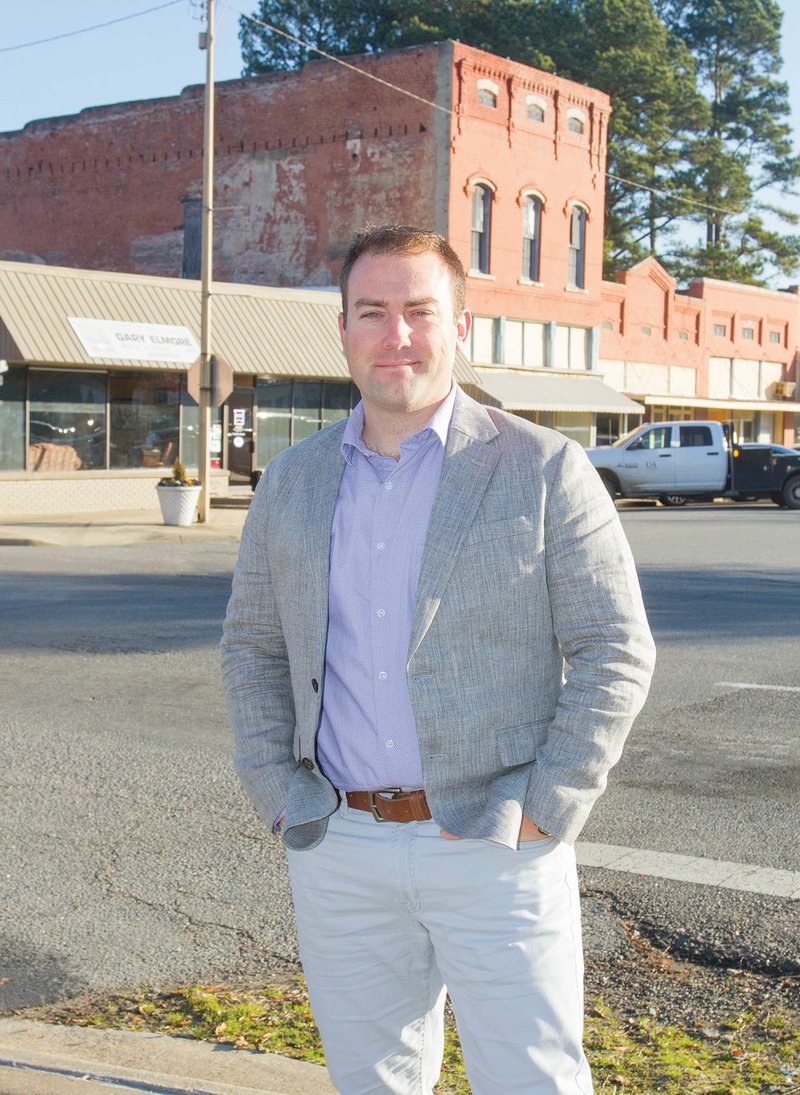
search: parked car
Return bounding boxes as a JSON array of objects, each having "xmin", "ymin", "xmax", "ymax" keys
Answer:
[{"xmin": 586, "ymin": 421, "xmax": 800, "ymax": 508}]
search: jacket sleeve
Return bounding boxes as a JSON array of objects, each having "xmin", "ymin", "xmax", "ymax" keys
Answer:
[
  {"xmin": 523, "ymin": 439, "xmax": 656, "ymax": 843},
  {"xmin": 221, "ymin": 471, "xmax": 298, "ymax": 831}
]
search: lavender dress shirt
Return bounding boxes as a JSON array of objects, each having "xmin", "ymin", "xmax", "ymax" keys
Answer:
[{"xmin": 315, "ymin": 388, "xmax": 456, "ymax": 791}]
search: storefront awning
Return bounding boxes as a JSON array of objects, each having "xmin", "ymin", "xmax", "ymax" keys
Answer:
[
  {"xmin": 643, "ymin": 394, "xmax": 800, "ymax": 414},
  {"xmin": 474, "ymin": 369, "xmax": 644, "ymax": 414},
  {"xmin": 0, "ymin": 259, "xmax": 482, "ymax": 388}
]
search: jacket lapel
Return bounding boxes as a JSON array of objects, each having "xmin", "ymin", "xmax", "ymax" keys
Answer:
[
  {"xmin": 408, "ymin": 391, "xmax": 500, "ymax": 659},
  {"xmin": 297, "ymin": 424, "xmax": 347, "ymax": 655}
]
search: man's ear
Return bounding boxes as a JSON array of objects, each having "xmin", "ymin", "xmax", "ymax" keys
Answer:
[{"xmin": 456, "ymin": 309, "xmax": 472, "ymax": 350}]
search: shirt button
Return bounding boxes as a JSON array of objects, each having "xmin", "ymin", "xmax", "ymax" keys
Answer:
[
  {"xmin": 378, "ymin": 671, "xmax": 388, "ymax": 681},
  {"xmin": 383, "ymin": 481, "xmax": 393, "ymax": 491},
  {"xmin": 376, "ymin": 542, "xmax": 385, "ymax": 551},
  {"xmin": 376, "ymin": 609, "xmax": 386, "ymax": 618},
  {"xmin": 386, "ymin": 739, "xmax": 394, "ymax": 749}
]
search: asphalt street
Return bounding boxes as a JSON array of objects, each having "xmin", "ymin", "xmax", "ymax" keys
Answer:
[{"xmin": 0, "ymin": 503, "xmax": 798, "ymax": 1012}]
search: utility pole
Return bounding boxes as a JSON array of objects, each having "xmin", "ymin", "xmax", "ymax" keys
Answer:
[{"xmin": 197, "ymin": 0, "xmax": 215, "ymax": 522}]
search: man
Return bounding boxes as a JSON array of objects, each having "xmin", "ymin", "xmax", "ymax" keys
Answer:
[{"xmin": 222, "ymin": 225, "xmax": 655, "ymax": 1094}]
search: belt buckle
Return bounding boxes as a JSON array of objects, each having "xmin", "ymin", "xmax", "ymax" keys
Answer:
[{"xmin": 367, "ymin": 788, "xmax": 402, "ymax": 822}]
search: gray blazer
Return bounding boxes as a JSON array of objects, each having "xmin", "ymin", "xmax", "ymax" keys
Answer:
[{"xmin": 221, "ymin": 388, "xmax": 655, "ymax": 851}]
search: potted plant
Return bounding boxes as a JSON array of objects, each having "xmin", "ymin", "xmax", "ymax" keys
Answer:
[{"xmin": 156, "ymin": 458, "xmax": 202, "ymax": 526}]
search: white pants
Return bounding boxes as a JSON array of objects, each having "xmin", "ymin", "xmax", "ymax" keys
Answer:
[{"xmin": 286, "ymin": 800, "xmax": 593, "ymax": 1095}]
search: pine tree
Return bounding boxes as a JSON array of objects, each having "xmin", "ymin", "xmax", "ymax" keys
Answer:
[
  {"xmin": 661, "ymin": 0, "xmax": 800, "ymax": 283},
  {"xmin": 239, "ymin": 0, "xmax": 402, "ymax": 72}
]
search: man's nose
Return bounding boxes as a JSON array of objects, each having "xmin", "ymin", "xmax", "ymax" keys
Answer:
[{"xmin": 383, "ymin": 315, "xmax": 412, "ymax": 348}]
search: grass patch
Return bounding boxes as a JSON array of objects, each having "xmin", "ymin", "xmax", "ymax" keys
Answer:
[{"xmin": 33, "ymin": 983, "xmax": 799, "ymax": 1094}]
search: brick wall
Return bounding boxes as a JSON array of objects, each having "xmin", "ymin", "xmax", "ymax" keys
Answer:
[
  {"xmin": 448, "ymin": 44, "xmax": 610, "ymax": 326},
  {"xmin": 0, "ymin": 45, "xmax": 447, "ymax": 285}
]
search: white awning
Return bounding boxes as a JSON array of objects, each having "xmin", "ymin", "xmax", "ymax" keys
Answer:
[
  {"xmin": 643, "ymin": 394, "xmax": 800, "ymax": 414},
  {"xmin": 474, "ymin": 370, "xmax": 644, "ymax": 414}
]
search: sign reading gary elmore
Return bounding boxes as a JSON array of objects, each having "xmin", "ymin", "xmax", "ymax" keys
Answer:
[{"xmin": 68, "ymin": 317, "xmax": 200, "ymax": 364}]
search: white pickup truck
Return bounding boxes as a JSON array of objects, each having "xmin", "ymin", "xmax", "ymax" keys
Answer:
[{"xmin": 586, "ymin": 420, "xmax": 800, "ymax": 508}]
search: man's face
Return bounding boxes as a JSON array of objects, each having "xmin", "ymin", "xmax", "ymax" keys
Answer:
[{"xmin": 338, "ymin": 250, "xmax": 471, "ymax": 421}]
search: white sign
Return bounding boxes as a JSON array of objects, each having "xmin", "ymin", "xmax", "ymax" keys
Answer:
[{"xmin": 68, "ymin": 317, "xmax": 200, "ymax": 363}]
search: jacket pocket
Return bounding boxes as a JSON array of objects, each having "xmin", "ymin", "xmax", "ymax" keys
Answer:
[
  {"xmin": 497, "ymin": 718, "xmax": 552, "ymax": 767},
  {"xmin": 462, "ymin": 514, "xmax": 533, "ymax": 546}
]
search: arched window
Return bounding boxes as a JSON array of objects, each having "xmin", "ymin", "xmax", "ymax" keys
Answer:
[
  {"xmin": 566, "ymin": 108, "xmax": 586, "ymax": 134},
  {"xmin": 471, "ymin": 183, "xmax": 493, "ymax": 274},
  {"xmin": 477, "ymin": 79, "xmax": 498, "ymax": 108},
  {"xmin": 567, "ymin": 204, "xmax": 587, "ymax": 289},
  {"xmin": 526, "ymin": 95, "xmax": 546, "ymax": 123},
  {"xmin": 521, "ymin": 193, "xmax": 543, "ymax": 282}
]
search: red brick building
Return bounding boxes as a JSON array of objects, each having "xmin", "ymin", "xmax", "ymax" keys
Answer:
[
  {"xmin": 600, "ymin": 260, "xmax": 799, "ymax": 444},
  {"xmin": 0, "ymin": 40, "xmax": 797, "ymax": 513}
]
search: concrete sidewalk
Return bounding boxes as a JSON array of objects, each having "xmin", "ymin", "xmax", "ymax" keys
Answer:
[
  {"xmin": 0, "ymin": 507, "xmax": 248, "ymax": 548},
  {"xmin": 0, "ymin": 1018, "xmax": 336, "ymax": 1095},
  {"xmin": 0, "ymin": 500, "xmax": 333, "ymax": 1093}
]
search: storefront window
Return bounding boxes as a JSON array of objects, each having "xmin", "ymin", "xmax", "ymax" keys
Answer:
[
  {"xmin": 321, "ymin": 382, "xmax": 353, "ymax": 427},
  {"xmin": 0, "ymin": 366, "xmax": 25, "ymax": 471},
  {"xmin": 254, "ymin": 379, "xmax": 359, "ymax": 467},
  {"xmin": 595, "ymin": 414, "xmax": 627, "ymax": 445},
  {"xmin": 180, "ymin": 381, "xmax": 200, "ymax": 470},
  {"xmin": 256, "ymin": 380, "xmax": 292, "ymax": 467},
  {"xmin": 28, "ymin": 370, "xmax": 107, "ymax": 472},
  {"xmin": 110, "ymin": 372, "xmax": 180, "ymax": 468},
  {"xmin": 552, "ymin": 414, "xmax": 592, "ymax": 448},
  {"xmin": 293, "ymin": 381, "xmax": 322, "ymax": 442}
]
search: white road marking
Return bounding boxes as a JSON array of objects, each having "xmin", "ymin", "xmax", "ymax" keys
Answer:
[
  {"xmin": 577, "ymin": 843, "xmax": 800, "ymax": 899},
  {"xmin": 716, "ymin": 681, "xmax": 800, "ymax": 693}
]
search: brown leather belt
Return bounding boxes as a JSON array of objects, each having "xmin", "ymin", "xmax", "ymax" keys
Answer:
[{"xmin": 346, "ymin": 789, "xmax": 432, "ymax": 823}]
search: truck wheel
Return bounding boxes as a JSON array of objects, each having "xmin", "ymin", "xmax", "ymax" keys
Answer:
[
  {"xmin": 599, "ymin": 473, "xmax": 618, "ymax": 501},
  {"xmin": 781, "ymin": 475, "xmax": 800, "ymax": 510},
  {"xmin": 659, "ymin": 494, "xmax": 688, "ymax": 507}
]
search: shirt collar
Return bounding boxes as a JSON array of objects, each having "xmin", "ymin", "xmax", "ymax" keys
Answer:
[{"xmin": 341, "ymin": 384, "xmax": 457, "ymax": 464}]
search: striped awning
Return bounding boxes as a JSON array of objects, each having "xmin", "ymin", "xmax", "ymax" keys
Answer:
[{"xmin": 0, "ymin": 259, "xmax": 482, "ymax": 387}]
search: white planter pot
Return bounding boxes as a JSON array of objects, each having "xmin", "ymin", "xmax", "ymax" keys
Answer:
[{"xmin": 156, "ymin": 484, "xmax": 201, "ymax": 526}]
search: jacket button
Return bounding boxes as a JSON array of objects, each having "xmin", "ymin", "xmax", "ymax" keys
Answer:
[
  {"xmin": 311, "ymin": 678, "xmax": 319, "ymax": 693},
  {"xmin": 301, "ymin": 758, "xmax": 315, "ymax": 770}
]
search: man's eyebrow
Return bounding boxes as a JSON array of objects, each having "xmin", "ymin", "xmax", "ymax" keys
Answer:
[{"xmin": 352, "ymin": 296, "xmax": 438, "ymax": 310}]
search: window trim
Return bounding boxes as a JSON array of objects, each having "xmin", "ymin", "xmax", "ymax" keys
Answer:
[
  {"xmin": 525, "ymin": 94, "xmax": 546, "ymax": 123},
  {"xmin": 566, "ymin": 107, "xmax": 587, "ymax": 135},
  {"xmin": 567, "ymin": 202, "xmax": 588, "ymax": 290},
  {"xmin": 520, "ymin": 190, "xmax": 544, "ymax": 283},
  {"xmin": 470, "ymin": 179, "xmax": 495, "ymax": 275},
  {"xmin": 477, "ymin": 78, "xmax": 499, "ymax": 108}
]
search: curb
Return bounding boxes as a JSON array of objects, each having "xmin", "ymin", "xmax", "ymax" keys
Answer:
[{"xmin": 0, "ymin": 1019, "xmax": 336, "ymax": 1095}]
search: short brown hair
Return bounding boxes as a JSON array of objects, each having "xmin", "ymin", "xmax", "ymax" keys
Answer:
[{"xmin": 339, "ymin": 224, "xmax": 466, "ymax": 323}]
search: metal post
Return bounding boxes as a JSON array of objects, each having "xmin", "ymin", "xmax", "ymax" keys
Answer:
[{"xmin": 197, "ymin": 0, "xmax": 215, "ymax": 522}]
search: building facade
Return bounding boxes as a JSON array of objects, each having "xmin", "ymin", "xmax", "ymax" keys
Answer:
[{"xmin": 0, "ymin": 40, "xmax": 797, "ymax": 515}]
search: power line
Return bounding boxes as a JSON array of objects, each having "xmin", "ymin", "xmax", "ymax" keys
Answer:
[
  {"xmin": 606, "ymin": 173, "xmax": 737, "ymax": 216},
  {"xmin": 237, "ymin": 5, "xmax": 454, "ymax": 116},
  {"xmin": 0, "ymin": 0, "xmax": 185, "ymax": 54},
  {"xmin": 235, "ymin": 7, "xmax": 736, "ymax": 218},
  {"xmin": 2, "ymin": 0, "xmax": 741, "ymax": 221}
]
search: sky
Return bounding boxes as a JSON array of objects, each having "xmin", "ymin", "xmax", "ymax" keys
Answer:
[{"xmin": 2, "ymin": 0, "xmax": 800, "ymax": 279}]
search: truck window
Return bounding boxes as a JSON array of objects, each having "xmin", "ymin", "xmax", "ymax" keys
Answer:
[
  {"xmin": 679, "ymin": 426, "xmax": 713, "ymax": 447},
  {"xmin": 628, "ymin": 426, "xmax": 671, "ymax": 451}
]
